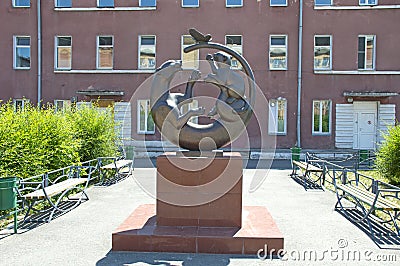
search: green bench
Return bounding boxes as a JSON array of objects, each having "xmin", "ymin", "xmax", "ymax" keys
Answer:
[
  {"xmin": 19, "ymin": 165, "xmax": 95, "ymax": 223},
  {"xmin": 97, "ymin": 157, "xmax": 133, "ymax": 184},
  {"xmin": 334, "ymin": 172, "xmax": 400, "ymax": 237},
  {"xmin": 291, "ymin": 160, "xmax": 325, "ymax": 190}
]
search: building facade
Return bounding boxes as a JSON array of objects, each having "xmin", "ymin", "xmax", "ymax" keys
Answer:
[{"xmin": 0, "ymin": 0, "xmax": 399, "ymax": 151}]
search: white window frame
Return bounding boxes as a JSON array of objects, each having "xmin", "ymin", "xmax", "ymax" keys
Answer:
[
  {"xmin": 268, "ymin": 98, "xmax": 287, "ymax": 135},
  {"xmin": 226, "ymin": 0, "xmax": 242, "ymax": 7},
  {"xmin": 13, "ymin": 0, "xmax": 30, "ymax": 7},
  {"xmin": 269, "ymin": 35, "xmax": 287, "ymax": 71},
  {"xmin": 96, "ymin": 36, "xmax": 114, "ymax": 69},
  {"xmin": 139, "ymin": 0, "xmax": 157, "ymax": 7},
  {"xmin": 97, "ymin": 0, "xmax": 114, "ymax": 8},
  {"xmin": 312, "ymin": 100, "xmax": 332, "ymax": 135},
  {"xmin": 358, "ymin": 35, "xmax": 376, "ymax": 70},
  {"xmin": 14, "ymin": 36, "xmax": 31, "ymax": 70},
  {"xmin": 225, "ymin": 35, "xmax": 243, "ymax": 70},
  {"xmin": 137, "ymin": 99, "xmax": 155, "ymax": 134},
  {"xmin": 181, "ymin": 35, "xmax": 199, "ymax": 70},
  {"xmin": 138, "ymin": 35, "xmax": 156, "ymax": 70},
  {"xmin": 270, "ymin": 0, "xmax": 288, "ymax": 7},
  {"xmin": 314, "ymin": 35, "xmax": 332, "ymax": 70},
  {"xmin": 13, "ymin": 99, "xmax": 29, "ymax": 111},
  {"xmin": 314, "ymin": 0, "xmax": 332, "ymax": 6},
  {"xmin": 55, "ymin": 36, "xmax": 72, "ymax": 70},
  {"xmin": 359, "ymin": 0, "xmax": 377, "ymax": 6},
  {"xmin": 54, "ymin": 100, "xmax": 71, "ymax": 112},
  {"xmin": 182, "ymin": 0, "xmax": 199, "ymax": 7},
  {"xmin": 55, "ymin": 0, "xmax": 72, "ymax": 7}
]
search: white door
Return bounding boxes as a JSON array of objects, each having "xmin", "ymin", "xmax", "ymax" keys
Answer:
[{"xmin": 353, "ymin": 102, "xmax": 377, "ymax": 149}]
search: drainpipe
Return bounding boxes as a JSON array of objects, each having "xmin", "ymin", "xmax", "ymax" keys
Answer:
[
  {"xmin": 37, "ymin": 0, "xmax": 42, "ymax": 107},
  {"xmin": 296, "ymin": 0, "xmax": 303, "ymax": 147}
]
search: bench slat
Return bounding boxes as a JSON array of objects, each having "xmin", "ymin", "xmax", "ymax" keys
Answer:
[
  {"xmin": 23, "ymin": 178, "xmax": 88, "ymax": 200},
  {"xmin": 293, "ymin": 161, "xmax": 323, "ymax": 172},
  {"xmin": 337, "ymin": 184, "xmax": 400, "ymax": 211},
  {"xmin": 354, "ymin": 186, "xmax": 400, "ymax": 210},
  {"xmin": 101, "ymin": 159, "xmax": 133, "ymax": 170}
]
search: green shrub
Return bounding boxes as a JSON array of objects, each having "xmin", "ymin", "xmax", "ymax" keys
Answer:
[
  {"xmin": 0, "ymin": 103, "xmax": 79, "ymax": 178},
  {"xmin": 0, "ymin": 101, "xmax": 119, "ymax": 178},
  {"xmin": 66, "ymin": 103, "xmax": 119, "ymax": 162},
  {"xmin": 375, "ymin": 124, "xmax": 400, "ymax": 184}
]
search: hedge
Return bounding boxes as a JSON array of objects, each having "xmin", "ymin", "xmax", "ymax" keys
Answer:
[
  {"xmin": 0, "ymin": 102, "xmax": 118, "ymax": 178},
  {"xmin": 66, "ymin": 103, "xmax": 119, "ymax": 162}
]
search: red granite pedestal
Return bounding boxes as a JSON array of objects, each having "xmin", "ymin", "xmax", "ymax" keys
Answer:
[{"xmin": 112, "ymin": 152, "xmax": 284, "ymax": 254}]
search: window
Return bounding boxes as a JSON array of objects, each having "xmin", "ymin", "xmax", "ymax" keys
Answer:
[
  {"xmin": 13, "ymin": 99, "xmax": 29, "ymax": 111},
  {"xmin": 98, "ymin": 0, "xmax": 114, "ymax": 7},
  {"xmin": 314, "ymin": 0, "xmax": 331, "ymax": 6},
  {"xmin": 182, "ymin": 0, "xmax": 199, "ymax": 7},
  {"xmin": 314, "ymin": 35, "xmax": 331, "ymax": 70},
  {"xmin": 268, "ymin": 98, "xmax": 287, "ymax": 135},
  {"xmin": 139, "ymin": 0, "xmax": 156, "ymax": 7},
  {"xmin": 269, "ymin": 35, "xmax": 287, "ymax": 70},
  {"xmin": 226, "ymin": 0, "xmax": 242, "ymax": 7},
  {"xmin": 55, "ymin": 36, "xmax": 72, "ymax": 70},
  {"xmin": 270, "ymin": 0, "xmax": 287, "ymax": 6},
  {"xmin": 139, "ymin": 36, "xmax": 156, "ymax": 70},
  {"xmin": 181, "ymin": 35, "xmax": 199, "ymax": 69},
  {"xmin": 312, "ymin": 100, "xmax": 331, "ymax": 135},
  {"xmin": 56, "ymin": 0, "xmax": 72, "ymax": 7},
  {"xmin": 225, "ymin": 35, "xmax": 242, "ymax": 69},
  {"xmin": 180, "ymin": 100, "xmax": 199, "ymax": 124},
  {"xmin": 54, "ymin": 100, "xmax": 71, "ymax": 112},
  {"xmin": 13, "ymin": 0, "xmax": 30, "ymax": 7},
  {"xmin": 137, "ymin": 100, "xmax": 155, "ymax": 134},
  {"xmin": 358, "ymin": 35, "xmax": 375, "ymax": 70},
  {"xmin": 14, "ymin": 36, "xmax": 31, "ymax": 69},
  {"xmin": 359, "ymin": 0, "xmax": 377, "ymax": 5},
  {"xmin": 97, "ymin": 36, "xmax": 113, "ymax": 69}
]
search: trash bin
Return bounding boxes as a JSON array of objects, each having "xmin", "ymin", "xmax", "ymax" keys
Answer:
[
  {"xmin": 291, "ymin": 147, "xmax": 301, "ymax": 162},
  {"xmin": 125, "ymin": 146, "xmax": 135, "ymax": 160},
  {"xmin": 0, "ymin": 177, "xmax": 18, "ymax": 211},
  {"xmin": 0, "ymin": 177, "xmax": 18, "ymax": 233},
  {"xmin": 359, "ymin": 150, "xmax": 369, "ymax": 162}
]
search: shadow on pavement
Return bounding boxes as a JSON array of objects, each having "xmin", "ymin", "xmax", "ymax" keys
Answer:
[
  {"xmin": 0, "ymin": 201, "xmax": 85, "ymax": 239},
  {"xmin": 336, "ymin": 209, "xmax": 400, "ymax": 250},
  {"xmin": 96, "ymin": 251, "xmax": 261, "ymax": 266},
  {"xmin": 93, "ymin": 174, "xmax": 130, "ymax": 187},
  {"xmin": 289, "ymin": 174, "xmax": 325, "ymax": 191}
]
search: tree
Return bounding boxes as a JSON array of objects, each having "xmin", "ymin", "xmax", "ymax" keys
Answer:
[{"xmin": 375, "ymin": 124, "xmax": 400, "ymax": 184}]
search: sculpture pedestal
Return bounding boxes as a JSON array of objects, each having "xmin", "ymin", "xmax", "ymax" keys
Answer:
[
  {"xmin": 156, "ymin": 152, "xmax": 243, "ymax": 227},
  {"xmin": 112, "ymin": 152, "xmax": 284, "ymax": 254}
]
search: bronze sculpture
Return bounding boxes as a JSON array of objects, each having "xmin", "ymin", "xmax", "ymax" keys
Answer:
[
  {"xmin": 205, "ymin": 52, "xmax": 248, "ymax": 122},
  {"xmin": 150, "ymin": 28, "xmax": 255, "ymax": 151}
]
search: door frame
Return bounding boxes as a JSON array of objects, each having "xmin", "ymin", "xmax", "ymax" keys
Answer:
[{"xmin": 352, "ymin": 101, "xmax": 378, "ymax": 150}]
